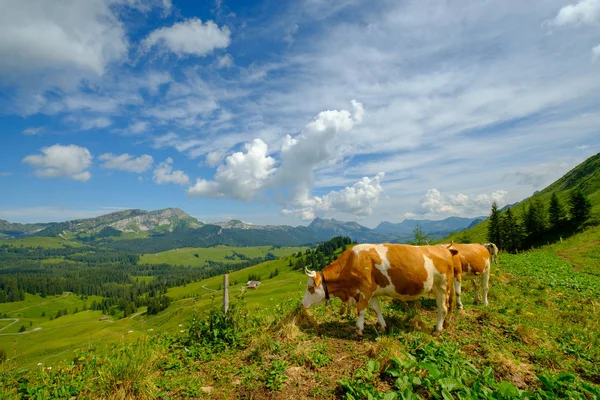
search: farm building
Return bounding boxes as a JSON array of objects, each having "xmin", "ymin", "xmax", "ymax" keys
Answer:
[{"xmin": 246, "ymin": 280, "xmax": 261, "ymax": 289}]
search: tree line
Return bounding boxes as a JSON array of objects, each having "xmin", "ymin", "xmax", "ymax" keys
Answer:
[
  {"xmin": 487, "ymin": 189, "xmax": 592, "ymax": 252},
  {"xmin": 289, "ymin": 236, "xmax": 355, "ymax": 271}
]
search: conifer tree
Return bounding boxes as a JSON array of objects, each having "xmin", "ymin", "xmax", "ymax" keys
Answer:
[
  {"xmin": 487, "ymin": 202, "xmax": 502, "ymax": 247},
  {"xmin": 549, "ymin": 193, "xmax": 565, "ymax": 230},
  {"xmin": 524, "ymin": 198, "xmax": 547, "ymax": 238},
  {"xmin": 569, "ymin": 188, "xmax": 592, "ymax": 226},
  {"xmin": 500, "ymin": 207, "xmax": 523, "ymax": 253}
]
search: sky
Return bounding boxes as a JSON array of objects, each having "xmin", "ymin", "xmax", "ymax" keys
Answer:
[{"xmin": 0, "ymin": 0, "xmax": 599, "ymax": 228}]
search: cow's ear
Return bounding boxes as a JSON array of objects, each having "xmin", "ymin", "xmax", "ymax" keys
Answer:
[{"xmin": 449, "ymin": 249, "xmax": 458, "ymax": 256}]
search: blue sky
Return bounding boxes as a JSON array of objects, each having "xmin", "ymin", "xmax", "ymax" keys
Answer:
[{"xmin": 0, "ymin": 0, "xmax": 599, "ymax": 227}]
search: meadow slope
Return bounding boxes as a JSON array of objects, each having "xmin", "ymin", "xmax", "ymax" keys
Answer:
[{"xmin": 1, "ymin": 227, "xmax": 599, "ymax": 399}]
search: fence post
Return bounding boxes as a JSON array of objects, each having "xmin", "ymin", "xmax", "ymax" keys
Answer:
[{"xmin": 223, "ymin": 273, "xmax": 229, "ymax": 314}]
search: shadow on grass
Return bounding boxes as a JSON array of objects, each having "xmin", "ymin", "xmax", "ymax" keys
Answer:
[{"xmin": 295, "ymin": 298, "xmax": 440, "ymax": 341}]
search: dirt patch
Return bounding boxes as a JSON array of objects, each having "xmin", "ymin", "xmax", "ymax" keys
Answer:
[{"xmin": 491, "ymin": 352, "xmax": 536, "ymax": 389}]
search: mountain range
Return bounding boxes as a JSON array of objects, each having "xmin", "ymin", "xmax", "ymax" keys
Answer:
[{"xmin": 0, "ymin": 208, "xmax": 483, "ymax": 252}]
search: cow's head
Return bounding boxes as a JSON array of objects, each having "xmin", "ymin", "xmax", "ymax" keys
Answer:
[{"xmin": 301, "ymin": 267, "xmax": 326, "ymax": 308}]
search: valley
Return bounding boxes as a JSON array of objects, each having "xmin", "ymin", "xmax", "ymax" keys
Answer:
[{"xmin": 0, "ymin": 153, "xmax": 599, "ymax": 399}]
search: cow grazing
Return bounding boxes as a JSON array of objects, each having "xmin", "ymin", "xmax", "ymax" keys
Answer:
[
  {"xmin": 443, "ymin": 242, "xmax": 494, "ymax": 309},
  {"xmin": 301, "ymin": 244, "xmax": 459, "ymax": 336}
]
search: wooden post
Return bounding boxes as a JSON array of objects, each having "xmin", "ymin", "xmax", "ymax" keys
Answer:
[{"xmin": 223, "ymin": 273, "xmax": 229, "ymax": 314}]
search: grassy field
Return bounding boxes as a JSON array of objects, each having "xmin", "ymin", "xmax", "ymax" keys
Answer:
[
  {"xmin": 1, "ymin": 228, "xmax": 599, "ymax": 399},
  {"xmin": 0, "ymin": 236, "xmax": 83, "ymax": 248},
  {"xmin": 139, "ymin": 245, "xmax": 305, "ymax": 267}
]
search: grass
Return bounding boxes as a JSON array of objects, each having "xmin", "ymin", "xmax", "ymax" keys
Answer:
[
  {"xmin": 2, "ymin": 226, "xmax": 599, "ymax": 399},
  {"xmin": 0, "ymin": 236, "xmax": 84, "ymax": 248},
  {"xmin": 139, "ymin": 245, "xmax": 305, "ymax": 267}
]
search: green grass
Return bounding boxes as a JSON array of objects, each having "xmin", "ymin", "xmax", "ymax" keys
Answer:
[
  {"xmin": 2, "ymin": 226, "xmax": 599, "ymax": 398},
  {"xmin": 139, "ymin": 245, "xmax": 305, "ymax": 267},
  {"xmin": 0, "ymin": 236, "xmax": 84, "ymax": 248}
]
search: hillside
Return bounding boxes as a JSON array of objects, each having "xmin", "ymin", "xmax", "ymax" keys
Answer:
[
  {"xmin": 1, "ymin": 227, "xmax": 599, "ymax": 398},
  {"xmin": 445, "ymin": 152, "xmax": 600, "ymax": 243}
]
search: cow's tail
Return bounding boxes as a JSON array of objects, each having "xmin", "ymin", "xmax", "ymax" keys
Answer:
[
  {"xmin": 446, "ymin": 249, "xmax": 458, "ymax": 325},
  {"xmin": 484, "ymin": 243, "xmax": 499, "ymax": 265}
]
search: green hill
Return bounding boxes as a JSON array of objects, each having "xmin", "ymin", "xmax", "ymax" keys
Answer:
[
  {"xmin": 445, "ymin": 152, "xmax": 600, "ymax": 244},
  {"xmin": 1, "ymin": 227, "xmax": 599, "ymax": 398}
]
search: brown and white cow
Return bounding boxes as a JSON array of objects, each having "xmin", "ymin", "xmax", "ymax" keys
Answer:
[
  {"xmin": 301, "ymin": 244, "xmax": 459, "ymax": 336},
  {"xmin": 443, "ymin": 242, "xmax": 495, "ymax": 309}
]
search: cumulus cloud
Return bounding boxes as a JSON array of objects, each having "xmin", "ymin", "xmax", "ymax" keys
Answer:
[
  {"xmin": 551, "ymin": 0, "xmax": 600, "ymax": 26},
  {"xmin": 99, "ymin": 153, "xmax": 154, "ymax": 173},
  {"xmin": 409, "ymin": 188, "xmax": 508, "ymax": 217},
  {"xmin": 153, "ymin": 158, "xmax": 190, "ymax": 185},
  {"xmin": 274, "ymin": 100, "xmax": 364, "ymax": 205},
  {"xmin": 282, "ymin": 173, "xmax": 385, "ymax": 220},
  {"xmin": 22, "ymin": 144, "xmax": 93, "ymax": 182},
  {"xmin": 0, "ymin": 0, "xmax": 127, "ymax": 79},
  {"xmin": 142, "ymin": 17, "xmax": 231, "ymax": 57},
  {"xmin": 22, "ymin": 126, "xmax": 43, "ymax": 135},
  {"xmin": 188, "ymin": 139, "xmax": 276, "ymax": 200}
]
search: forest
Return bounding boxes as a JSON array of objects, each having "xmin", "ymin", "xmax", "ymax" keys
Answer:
[{"xmin": 484, "ymin": 189, "xmax": 593, "ymax": 252}]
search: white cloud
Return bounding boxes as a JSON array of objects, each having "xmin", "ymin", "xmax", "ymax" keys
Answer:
[
  {"xmin": 0, "ymin": 0, "xmax": 127, "ymax": 79},
  {"xmin": 79, "ymin": 117, "xmax": 112, "ymax": 130},
  {"xmin": 205, "ymin": 150, "xmax": 225, "ymax": 167},
  {"xmin": 22, "ymin": 126, "xmax": 43, "ymax": 135},
  {"xmin": 551, "ymin": 0, "xmax": 600, "ymax": 26},
  {"xmin": 188, "ymin": 139, "xmax": 276, "ymax": 200},
  {"xmin": 409, "ymin": 188, "xmax": 508, "ymax": 218},
  {"xmin": 593, "ymin": 44, "xmax": 600, "ymax": 61},
  {"xmin": 282, "ymin": 173, "xmax": 385, "ymax": 220},
  {"xmin": 274, "ymin": 100, "xmax": 364, "ymax": 205},
  {"xmin": 99, "ymin": 153, "xmax": 154, "ymax": 173},
  {"xmin": 153, "ymin": 157, "xmax": 190, "ymax": 185},
  {"xmin": 217, "ymin": 54, "xmax": 233, "ymax": 68},
  {"xmin": 127, "ymin": 121, "xmax": 149, "ymax": 135},
  {"xmin": 142, "ymin": 17, "xmax": 231, "ymax": 57},
  {"xmin": 22, "ymin": 144, "xmax": 93, "ymax": 182},
  {"xmin": 0, "ymin": 172, "xmax": 12, "ymax": 177}
]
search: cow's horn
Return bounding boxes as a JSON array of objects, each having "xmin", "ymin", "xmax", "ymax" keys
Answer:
[{"xmin": 304, "ymin": 267, "xmax": 317, "ymax": 277}]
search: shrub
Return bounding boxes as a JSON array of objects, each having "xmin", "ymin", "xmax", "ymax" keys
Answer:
[{"xmin": 97, "ymin": 340, "xmax": 157, "ymax": 400}]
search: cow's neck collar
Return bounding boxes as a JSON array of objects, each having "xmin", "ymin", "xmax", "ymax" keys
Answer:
[{"xmin": 319, "ymin": 271, "xmax": 330, "ymax": 304}]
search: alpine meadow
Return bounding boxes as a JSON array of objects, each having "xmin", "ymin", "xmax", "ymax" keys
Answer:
[{"xmin": 1, "ymin": 0, "xmax": 600, "ymax": 399}]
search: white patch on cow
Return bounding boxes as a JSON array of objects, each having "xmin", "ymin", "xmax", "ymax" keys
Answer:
[
  {"xmin": 301, "ymin": 277, "xmax": 326, "ymax": 308},
  {"xmin": 422, "ymin": 255, "xmax": 436, "ymax": 293}
]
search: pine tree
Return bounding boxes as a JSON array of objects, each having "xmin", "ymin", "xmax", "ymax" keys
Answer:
[
  {"xmin": 524, "ymin": 198, "xmax": 547, "ymax": 238},
  {"xmin": 569, "ymin": 188, "xmax": 592, "ymax": 226},
  {"xmin": 500, "ymin": 207, "xmax": 523, "ymax": 253},
  {"xmin": 487, "ymin": 202, "xmax": 502, "ymax": 247},
  {"xmin": 549, "ymin": 193, "xmax": 565, "ymax": 230}
]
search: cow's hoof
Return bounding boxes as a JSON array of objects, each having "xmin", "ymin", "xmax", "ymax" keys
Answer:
[
  {"xmin": 431, "ymin": 328, "xmax": 442, "ymax": 337},
  {"xmin": 377, "ymin": 325, "xmax": 386, "ymax": 332}
]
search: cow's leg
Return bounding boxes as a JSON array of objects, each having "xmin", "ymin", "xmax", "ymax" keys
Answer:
[
  {"xmin": 369, "ymin": 297, "xmax": 386, "ymax": 331},
  {"xmin": 454, "ymin": 273, "xmax": 464, "ymax": 310},
  {"xmin": 482, "ymin": 260, "xmax": 491, "ymax": 306},
  {"xmin": 472, "ymin": 277, "xmax": 482, "ymax": 304},
  {"xmin": 355, "ymin": 295, "xmax": 370, "ymax": 336},
  {"xmin": 432, "ymin": 284, "xmax": 448, "ymax": 335}
]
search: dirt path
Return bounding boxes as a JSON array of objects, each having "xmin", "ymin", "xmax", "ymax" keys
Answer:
[
  {"xmin": 0, "ymin": 318, "xmax": 19, "ymax": 333},
  {"xmin": 556, "ymin": 240, "xmax": 600, "ymax": 271}
]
